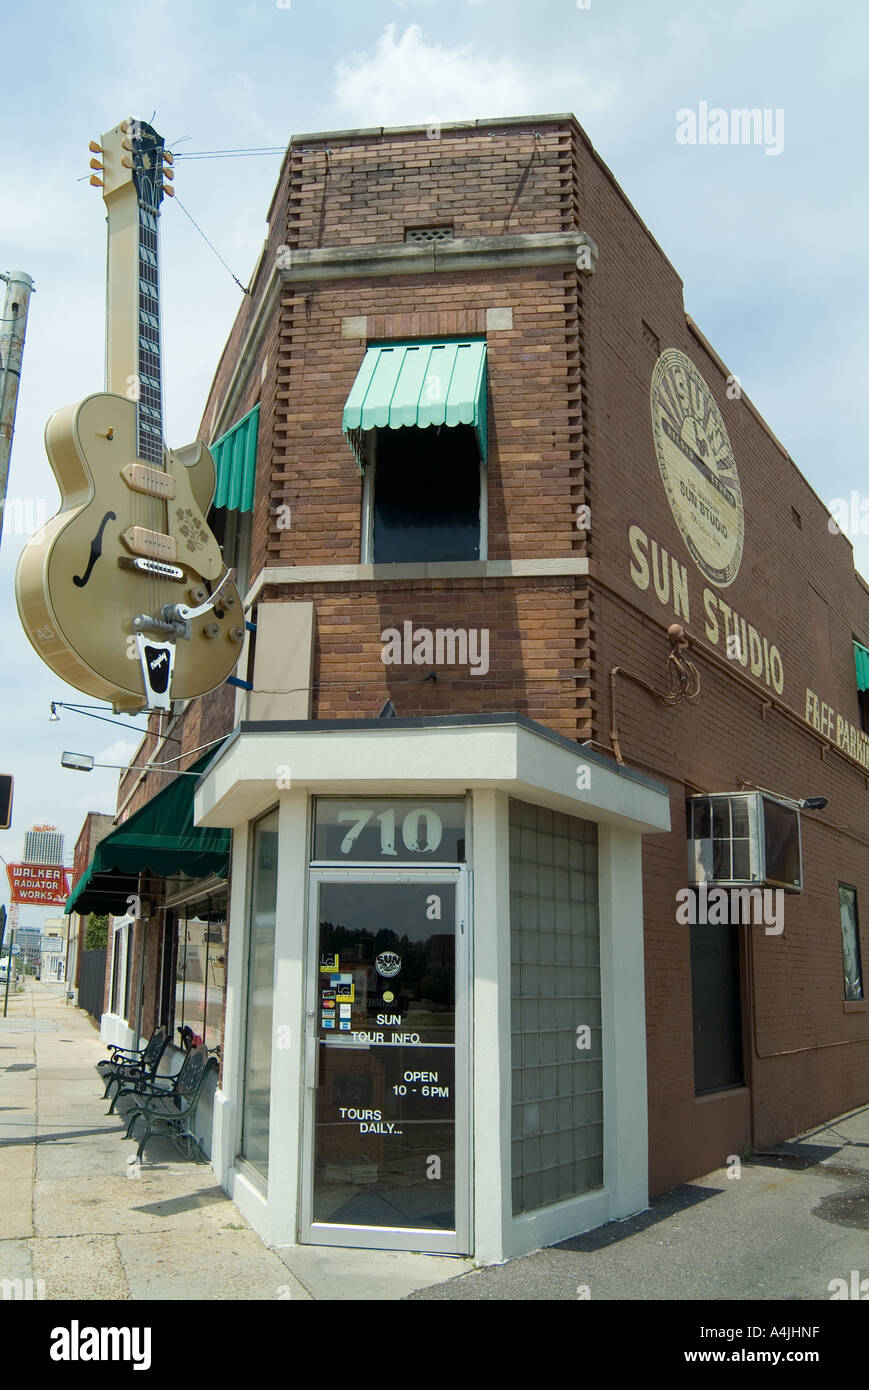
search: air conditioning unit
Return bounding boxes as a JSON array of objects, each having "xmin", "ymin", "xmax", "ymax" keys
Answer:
[{"xmin": 686, "ymin": 792, "xmax": 803, "ymax": 893}]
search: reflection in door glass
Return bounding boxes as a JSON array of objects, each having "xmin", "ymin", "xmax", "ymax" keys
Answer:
[
  {"xmin": 240, "ymin": 809, "xmax": 278, "ymax": 1178},
  {"xmin": 314, "ymin": 882, "xmax": 456, "ymax": 1231}
]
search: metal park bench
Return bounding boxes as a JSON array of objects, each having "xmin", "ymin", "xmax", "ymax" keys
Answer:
[
  {"xmin": 97, "ymin": 1025, "xmax": 170, "ymax": 1110},
  {"xmin": 121, "ymin": 1044, "xmax": 217, "ymax": 1162}
]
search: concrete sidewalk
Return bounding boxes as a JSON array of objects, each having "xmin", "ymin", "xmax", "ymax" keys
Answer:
[
  {"xmin": 0, "ymin": 982, "xmax": 469, "ymax": 1301},
  {"xmin": 3, "ymin": 980, "xmax": 867, "ymax": 1302},
  {"xmin": 411, "ymin": 1111, "xmax": 869, "ymax": 1301}
]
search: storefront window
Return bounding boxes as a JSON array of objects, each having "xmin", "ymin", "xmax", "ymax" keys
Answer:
[
  {"xmin": 240, "ymin": 809, "xmax": 279, "ymax": 1179},
  {"xmin": 123, "ymin": 924, "xmax": 135, "ymax": 1022},
  {"xmin": 110, "ymin": 928, "xmax": 122, "ymax": 1015},
  {"xmin": 170, "ymin": 892, "xmax": 228, "ymax": 1051}
]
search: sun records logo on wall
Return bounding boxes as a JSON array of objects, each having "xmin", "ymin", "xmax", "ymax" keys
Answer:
[{"xmin": 650, "ymin": 349, "xmax": 744, "ymax": 588}]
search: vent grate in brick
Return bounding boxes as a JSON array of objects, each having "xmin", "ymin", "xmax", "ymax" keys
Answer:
[{"xmin": 404, "ymin": 226, "xmax": 455, "ymax": 243}]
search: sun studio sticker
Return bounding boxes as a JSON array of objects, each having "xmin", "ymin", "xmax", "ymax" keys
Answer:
[
  {"xmin": 650, "ymin": 349, "xmax": 744, "ymax": 588},
  {"xmin": 375, "ymin": 951, "xmax": 401, "ymax": 978}
]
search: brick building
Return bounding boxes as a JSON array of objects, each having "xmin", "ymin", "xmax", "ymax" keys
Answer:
[{"xmin": 67, "ymin": 112, "xmax": 869, "ymax": 1264}]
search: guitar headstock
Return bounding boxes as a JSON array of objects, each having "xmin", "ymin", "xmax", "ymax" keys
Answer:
[{"xmin": 89, "ymin": 118, "xmax": 175, "ymax": 210}]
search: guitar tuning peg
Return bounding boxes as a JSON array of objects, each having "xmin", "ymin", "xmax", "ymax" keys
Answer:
[
  {"xmin": 121, "ymin": 155, "xmax": 133, "ymax": 168},
  {"xmin": 89, "ymin": 140, "xmax": 102, "ymax": 154},
  {"xmin": 89, "ymin": 158, "xmax": 103, "ymax": 171},
  {"xmin": 163, "ymin": 184, "xmax": 175, "ymax": 197},
  {"xmin": 162, "ymin": 167, "xmax": 174, "ymax": 181},
  {"xmin": 89, "ymin": 174, "xmax": 104, "ymax": 187},
  {"xmin": 122, "ymin": 137, "xmax": 133, "ymax": 151},
  {"xmin": 162, "ymin": 151, "xmax": 174, "ymax": 166}
]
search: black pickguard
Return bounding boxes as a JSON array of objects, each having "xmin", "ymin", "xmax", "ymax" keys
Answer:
[{"xmin": 72, "ymin": 510, "xmax": 116, "ymax": 588}]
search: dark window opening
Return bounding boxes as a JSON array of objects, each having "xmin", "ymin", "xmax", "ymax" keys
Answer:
[
  {"xmin": 689, "ymin": 892, "xmax": 744, "ymax": 1094},
  {"xmin": 209, "ymin": 505, "xmax": 252, "ymax": 596},
  {"xmin": 370, "ymin": 423, "xmax": 481, "ymax": 563}
]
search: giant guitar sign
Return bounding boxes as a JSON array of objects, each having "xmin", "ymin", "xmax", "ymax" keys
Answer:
[{"xmin": 15, "ymin": 119, "xmax": 243, "ymax": 712}]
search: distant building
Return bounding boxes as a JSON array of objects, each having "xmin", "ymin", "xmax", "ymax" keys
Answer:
[
  {"xmin": 41, "ymin": 916, "xmax": 67, "ymax": 983},
  {"xmin": 65, "ymin": 812, "xmax": 116, "ymax": 1008},
  {"xmin": 23, "ymin": 824, "xmax": 64, "ymax": 866},
  {"xmin": 18, "ymin": 928, "xmax": 42, "ymax": 971}
]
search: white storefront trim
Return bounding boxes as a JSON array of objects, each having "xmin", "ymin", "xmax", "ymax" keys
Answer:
[{"xmin": 196, "ymin": 716, "xmax": 669, "ymax": 1264}]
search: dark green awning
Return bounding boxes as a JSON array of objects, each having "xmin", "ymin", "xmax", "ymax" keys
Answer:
[
  {"xmin": 211, "ymin": 405, "xmax": 259, "ymax": 512},
  {"xmin": 65, "ymin": 751, "xmax": 230, "ymax": 916},
  {"xmin": 342, "ymin": 339, "xmax": 488, "ymax": 469},
  {"xmin": 855, "ymin": 640, "xmax": 869, "ymax": 693}
]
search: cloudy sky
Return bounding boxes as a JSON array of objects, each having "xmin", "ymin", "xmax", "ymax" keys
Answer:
[{"xmin": 1, "ymin": 0, "xmax": 866, "ymax": 923}]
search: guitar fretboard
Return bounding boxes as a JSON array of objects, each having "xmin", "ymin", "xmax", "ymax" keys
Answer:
[{"xmin": 136, "ymin": 203, "xmax": 163, "ymax": 467}]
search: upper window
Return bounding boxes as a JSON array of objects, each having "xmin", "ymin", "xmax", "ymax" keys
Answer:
[
  {"xmin": 208, "ymin": 404, "xmax": 259, "ymax": 596},
  {"xmin": 343, "ymin": 340, "xmax": 488, "ymax": 565},
  {"xmin": 210, "ymin": 505, "xmax": 252, "ymax": 597},
  {"xmin": 838, "ymin": 884, "xmax": 864, "ymax": 1001},
  {"xmin": 853, "ymin": 640, "xmax": 869, "ymax": 733},
  {"xmin": 365, "ymin": 423, "xmax": 481, "ymax": 563}
]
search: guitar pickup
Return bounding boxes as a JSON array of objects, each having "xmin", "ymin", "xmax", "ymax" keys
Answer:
[
  {"xmin": 119, "ymin": 555, "xmax": 184, "ymax": 580},
  {"xmin": 121, "ymin": 525, "xmax": 177, "ymax": 562},
  {"xmin": 121, "ymin": 462, "xmax": 176, "ymax": 499}
]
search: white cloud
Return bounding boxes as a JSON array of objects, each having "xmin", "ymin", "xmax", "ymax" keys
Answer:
[
  {"xmin": 95, "ymin": 739, "xmax": 140, "ymax": 770},
  {"xmin": 334, "ymin": 23, "xmax": 534, "ymax": 128}
]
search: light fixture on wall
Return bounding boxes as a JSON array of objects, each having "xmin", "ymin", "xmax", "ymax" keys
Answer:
[
  {"xmin": 738, "ymin": 780, "xmax": 828, "ymax": 812},
  {"xmin": 60, "ymin": 751, "xmax": 200, "ymax": 776}
]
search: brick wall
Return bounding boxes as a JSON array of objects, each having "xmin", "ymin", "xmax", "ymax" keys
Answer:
[
  {"xmin": 577, "ymin": 127, "xmax": 869, "ymax": 1187},
  {"xmin": 116, "ymin": 113, "xmax": 869, "ymax": 1196}
]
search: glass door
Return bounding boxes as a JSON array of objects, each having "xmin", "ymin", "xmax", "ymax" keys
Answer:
[{"xmin": 301, "ymin": 870, "xmax": 470, "ymax": 1253}]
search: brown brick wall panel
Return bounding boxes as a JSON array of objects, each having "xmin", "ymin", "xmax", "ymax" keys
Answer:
[{"xmin": 110, "ymin": 114, "xmax": 869, "ymax": 1199}]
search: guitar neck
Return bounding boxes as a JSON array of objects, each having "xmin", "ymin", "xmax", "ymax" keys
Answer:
[
  {"xmin": 135, "ymin": 202, "xmax": 164, "ymax": 466},
  {"xmin": 102, "ymin": 120, "xmax": 167, "ymax": 468}
]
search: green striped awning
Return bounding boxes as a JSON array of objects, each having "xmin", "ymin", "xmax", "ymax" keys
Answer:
[
  {"xmin": 855, "ymin": 641, "xmax": 869, "ymax": 693},
  {"xmin": 65, "ymin": 752, "xmax": 230, "ymax": 916},
  {"xmin": 342, "ymin": 339, "xmax": 488, "ymax": 468},
  {"xmin": 211, "ymin": 405, "xmax": 259, "ymax": 512}
]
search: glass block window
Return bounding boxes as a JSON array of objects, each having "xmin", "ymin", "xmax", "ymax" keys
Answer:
[{"xmin": 509, "ymin": 799, "xmax": 602, "ymax": 1215}]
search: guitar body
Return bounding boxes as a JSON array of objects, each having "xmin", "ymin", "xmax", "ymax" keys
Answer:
[{"xmin": 16, "ymin": 392, "xmax": 243, "ymax": 712}]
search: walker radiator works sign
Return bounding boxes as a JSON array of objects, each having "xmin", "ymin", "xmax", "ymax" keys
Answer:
[{"xmin": 5, "ymin": 864, "xmax": 70, "ymax": 905}]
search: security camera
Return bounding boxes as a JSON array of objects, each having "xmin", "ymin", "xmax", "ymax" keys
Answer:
[{"xmin": 799, "ymin": 797, "xmax": 828, "ymax": 811}]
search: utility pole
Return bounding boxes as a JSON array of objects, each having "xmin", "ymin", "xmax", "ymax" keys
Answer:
[
  {"xmin": 0, "ymin": 271, "xmax": 35, "ymax": 550},
  {"xmin": 0, "ymin": 903, "xmax": 11, "ymax": 1018}
]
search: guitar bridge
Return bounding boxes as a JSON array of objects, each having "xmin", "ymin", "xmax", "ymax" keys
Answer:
[{"xmin": 119, "ymin": 555, "xmax": 184, "ymax": 580}]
